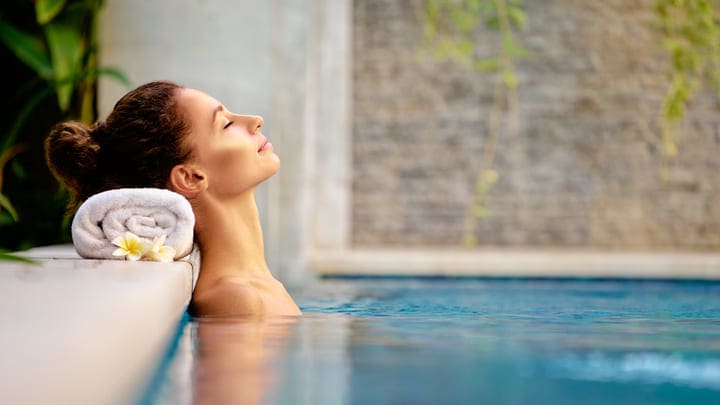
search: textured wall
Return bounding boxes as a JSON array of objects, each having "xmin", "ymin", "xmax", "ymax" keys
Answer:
[{"xmin": 352, "ymin": 0, "xmax": 720, "ymax": 249}]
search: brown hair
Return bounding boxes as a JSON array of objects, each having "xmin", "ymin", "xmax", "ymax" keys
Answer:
[{"xmin": 45, "ymin": 80, "xmax": 192, "ymax": 212}]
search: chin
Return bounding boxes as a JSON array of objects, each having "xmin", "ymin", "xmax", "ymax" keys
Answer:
[
  {"xmin": 261, "ymin": 163, "xmax": 280, "ymax": 182},
  {"xmin": 269, "ymin": 155, "xmax": 281, "ymax": 173},
  {"xmin": 268, "ymin": 165, "xmax": 280, "ymax": 178}
]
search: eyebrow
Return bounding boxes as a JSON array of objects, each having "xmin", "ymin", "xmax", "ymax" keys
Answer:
[{"xmin": 211, "ymin": 104, "xmax": 223, "ymax": 124}]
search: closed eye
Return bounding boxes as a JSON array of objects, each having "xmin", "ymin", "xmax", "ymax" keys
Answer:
[{"xmin": 223, "ymin": 120, "xmax": 233, "ymax": 129}]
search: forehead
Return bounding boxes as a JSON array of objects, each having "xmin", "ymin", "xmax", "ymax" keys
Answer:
[{"xmin": 177, "ymin": 87, "xmax": 221, "ymax": 127}]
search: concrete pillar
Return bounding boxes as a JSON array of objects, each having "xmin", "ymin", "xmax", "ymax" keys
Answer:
[{"xmin": 304, "ymin": 0, "xmax": 353, "ymax": 253}]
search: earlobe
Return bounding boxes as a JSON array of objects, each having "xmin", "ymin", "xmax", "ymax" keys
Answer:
[{"xmin": 169, "ymin": 164, "xmax": 207, "ymax": 197}]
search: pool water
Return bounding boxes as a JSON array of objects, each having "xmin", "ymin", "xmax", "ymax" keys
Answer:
[{"xmin": 149, "ymin": 278, "xmax": 720, "ymax": 404}]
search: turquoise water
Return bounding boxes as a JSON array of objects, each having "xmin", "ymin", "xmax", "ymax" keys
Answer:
[{"xmin": 150, "ymin": 278, "xmax": 720, "ymax": 404}]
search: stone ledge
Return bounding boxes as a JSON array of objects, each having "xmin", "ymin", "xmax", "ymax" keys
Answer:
[
  {"xmin": 310, "ymin": 249, "xmax": 720, "ymax": 280},
  {"xmin": 0, "ymin": 245, "xmax": 195, "ymax": 405}
]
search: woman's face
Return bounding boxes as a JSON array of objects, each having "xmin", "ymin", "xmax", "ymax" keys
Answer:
[{"xmin": 177, "ymin": 87, "xmax": 280, "ymax": 197}]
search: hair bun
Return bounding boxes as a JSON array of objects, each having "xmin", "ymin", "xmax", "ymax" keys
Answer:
[{"xmin": 45, "ymin": 121, "xmax": 100, "ymax": 201}]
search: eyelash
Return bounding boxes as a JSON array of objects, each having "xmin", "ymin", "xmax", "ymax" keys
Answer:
[{"xmin": 223, "ymin": 121, "xmax": 233, "ymax": 129}]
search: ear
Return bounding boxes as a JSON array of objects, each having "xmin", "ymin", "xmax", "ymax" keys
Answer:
[{"xmin": 169, "ymin": 164, "xmax": 207, "ymax": 197}]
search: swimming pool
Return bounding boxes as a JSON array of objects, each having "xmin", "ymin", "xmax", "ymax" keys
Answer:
[{"xmin": 148, "ymin": 278, "xmax": 720, "ymax": 404}]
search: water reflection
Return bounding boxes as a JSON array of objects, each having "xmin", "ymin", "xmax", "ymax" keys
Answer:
[{"xmin": 192, "ymin": 316, "xmax": 298, "ymax": 405}]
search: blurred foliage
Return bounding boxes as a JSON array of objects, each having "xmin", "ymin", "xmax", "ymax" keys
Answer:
[
  {"xmin": 419, "ymin": 0, "xmax": 529, "ymax": 246},
  {"xmin": 0, "ymin": 249, "xmax": 38, "ymax": 264},
  {"xmin": 654, "ymin": 0, "xmax": 720, "ymax": 180},
  {"xmin": 0, "ymin": 0, "xmax": 129, "ymax": 254}
]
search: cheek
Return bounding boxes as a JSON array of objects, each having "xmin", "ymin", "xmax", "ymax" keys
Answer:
[
  {"xmin": 204, "ymin": 142, "xmax": 277, "ymax": 194},
  {"xmin": 197, "ymin": 135, "xmax": 279, "ymax": 195},
  {"xmin": 210, "ymin": 145, "xmax": 256, "ymax": 176}
]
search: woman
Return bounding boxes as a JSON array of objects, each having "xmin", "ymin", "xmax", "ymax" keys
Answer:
[{"xmin": 45, "ymin": 80, "xmax": 301, "ymax": 317}]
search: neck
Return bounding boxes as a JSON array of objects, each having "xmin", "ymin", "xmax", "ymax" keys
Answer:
[{"xmin": 192, "ymin": 190, "xmax": 272, "ymax": 282}]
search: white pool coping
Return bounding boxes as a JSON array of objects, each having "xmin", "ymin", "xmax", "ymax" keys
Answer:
[
  {"xmin": 0, "ymin": 245, "xmax": 198, "ymax": 405},
  {"xmin": 310, "ymin": 249, "xmax": 720, "ymax": 280}
]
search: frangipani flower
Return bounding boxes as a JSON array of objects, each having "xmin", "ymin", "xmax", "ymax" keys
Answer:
[
  {"xmin": 111, "ymin": 231, "xmax": 149, "ymax": 261},
  {"xmin": 144, "ymin": 234, "xmax": 176, "ymax": 263}
]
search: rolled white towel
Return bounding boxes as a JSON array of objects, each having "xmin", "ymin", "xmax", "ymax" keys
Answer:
[{"xmin": 71, "ymin": 188, "xmax": 195, "ymax": 260}]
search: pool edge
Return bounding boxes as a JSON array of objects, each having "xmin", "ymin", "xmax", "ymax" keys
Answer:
[
  {"xmin": 310, "ymin": 249, "xmax": 720, "ymax": 280},
  {"xmin": 0, "ymin": 245, "xmax": 195, "ymax": 405}
]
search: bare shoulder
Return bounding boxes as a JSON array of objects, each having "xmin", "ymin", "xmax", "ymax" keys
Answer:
[{"xmin": 190, "ymin": 277, "xmax": 266, "ymax": 317}]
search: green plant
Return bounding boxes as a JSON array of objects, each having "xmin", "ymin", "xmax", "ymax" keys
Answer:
[
  {"xmin": 0, "ymin": 249, "xmax": 38, "ymax": 264},
  {"xmin": 654, "ymin": 0, "xmax": 720, "ymax": 179},
  {"xmin": 0, "ymin": 0, "xmax": 129, "ymax": 257},
  {"xmin": 419, "ymin": 0, "xmax": 529, "ymax": 246}
]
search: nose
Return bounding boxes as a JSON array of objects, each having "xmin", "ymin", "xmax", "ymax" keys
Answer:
[{"xmin": 235, "ymin": 114, "xmax": 263, "ymax": 134}]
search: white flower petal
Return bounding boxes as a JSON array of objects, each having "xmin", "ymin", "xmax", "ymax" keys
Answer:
[
  {"xmin": 125, "ymin": 231, "xmax": 140, "ymax": 244},
  {"xmin": 111, "ymin": 235, "xmax": 126, "ymax": 248},
  {"xmin": 143, "ymin": 243, "xmax": 176, "ymax": 262},
  {"xmin": 112, "ymin": 248, "xmax": 127, "ymax": 257},
  {"xmin": 127, "ymin": 251, "xmax": 143, "ymax": 261}
]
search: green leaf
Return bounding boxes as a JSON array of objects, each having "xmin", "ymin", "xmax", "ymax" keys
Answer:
[
  {"xmin": 36, "ymin": 0, "xmax": 67, "ymax": 25},
  {"xmin": 659, "ymin": 167, "xmax": 670, "ymax": 183},
  {"xmin": 1, "ymin": 85, "xmax": 55, "ymax": 151},
  {"xmin": 502, "ymin": 34, "xmax": 530, "ymax": 58},
  {"xmin": 0, "ymin": 17, "xmax": 53, "ymax": 79},
  {"xmin": 0, "ymin": 249, "xmax": 39, "ymax": 264},
  {"xmin": 473, "ymin": 57, "xmax": 500, "ymax": 72},
  {"xmin": 479, "ymin": 1, "xmax": 496, "ymax": 15},
  {"xmin": 0, "ymin": 211, "xmax": 14, "ymax": 227},
  {"xmin": 456, "ymin": 38, "xmax": 475, "ymax": 59},
  {"xmin": 452, "ymin": 8, "xmax": 478, "ymax": 34},
  {"xmin": 502, "ymin": 68, "xmax": 519, "ymax": 88},
  {"xmin": 466, "ymin": 0, "xmax": 482, "ymax": 14},
  {"xmin": 508, "ymin": 7, "xmax": 527, "ymax": 29},
  {"xmin": 484, "ymin": 15, "xmax": 500, "ymax": 29},
  {"xmin": 45, "ymin": 20, "xmax": 85, "ymax": 112},
  {"xmin": 11, "ymin": 159, "xmax": 27, "ymax": 180},
  {"xmin": 0, "ymin": 193, "xmax": 18, "ymax": 222},
  {"xmin": 474, "ymin": 204, "xmax": 489, "ymax": 218},
  {"xmin": 91, "ymin": 66, "xmax": 132, "ymax": 88}
]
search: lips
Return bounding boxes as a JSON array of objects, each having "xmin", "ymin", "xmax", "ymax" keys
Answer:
[{"xmin": 258, "ymin": 138, "xmax": 272, "ymax": 153}]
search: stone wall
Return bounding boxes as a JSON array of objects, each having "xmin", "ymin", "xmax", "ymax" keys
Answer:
[{"xmin": 352, "ymin": 0, "xmax": 720, "ymax": 249}]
